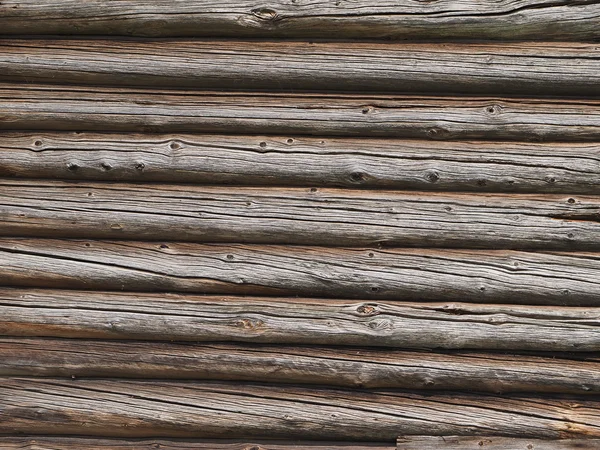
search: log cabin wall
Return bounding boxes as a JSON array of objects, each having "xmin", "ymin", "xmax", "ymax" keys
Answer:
[{"xmin": 1, "ymin": 1, "xmax": 600, "ymax": 449}]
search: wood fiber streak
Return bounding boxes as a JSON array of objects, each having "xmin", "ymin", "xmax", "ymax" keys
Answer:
[
  {"xmin": 0, "ymin": 437, "xmax": 391, "ymax": 450},
  {"xmin": 397, "ymin": 436, "xmax": 600, "ymax": 449},
  {"xmin": 1, "ymin": 0, "xmax": 599, "ymax": 40},
  {"xmin": 2, "ymin": 84, "xmax": 600, "ymax": 140},
  {"xmin": 0, "ymin": 40, "xmax": 599, "ymax": 96},
  {"xmin": 4, "ymin": 133, "xmax": 600, "ymax": 194},
  {"xmin": 3, "ymin": 379, "xmax": 600, "ymax": 439},
  {"xmin": 1, "ymin": 180, "xmax": 599, "ymax": 249},
  {"xmin": 2, "ymin": 338, "xmax": 600, "ymax": 393},
  {"xmin": 2, "ymin": 289, "xmax": 600, "ymax": 350}
]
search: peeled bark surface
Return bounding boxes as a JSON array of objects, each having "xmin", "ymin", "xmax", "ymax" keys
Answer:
[
  {"xmin": 2, "ymin": 133, "xmax": 600, "ymax": 194},
  {"xmin": 1, "ymin": 179, "xmax": 599, "ymax": 249},
  {"xmin": 2, "ymin": 338, "xmax": 600, "ymax": 394},
  {"xmin": 3, "ymin": 84, "xmax": 600, "ymax": 141},
  {"xmin": 0, "ymin": 438, "xmax": 390, "ymax": 450},
  {"xmin": 1, "ymin": 0, "xmax": 599, "ymax": 41},
  {"xmin": 1, "ymin": 40, "xmax": 600, "ymax": 96},
  {"xmin": 2, "ymin": 289, "xmax": 600, "ymax": 351},
  {"xmin": 397, "ymin": 436, "xmax": 600, "ymax": 449},
  {"xmin": 3, "ymin": 378, "xmax": 600, "ymax": 440}
]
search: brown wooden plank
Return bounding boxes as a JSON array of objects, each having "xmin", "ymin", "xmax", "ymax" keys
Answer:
[
  {"xmin": 3, "ymin": 133, "xmax": 600, "ymax": 194},
  {"xmin": 1, "ymin": 179, "xmax": 599, "ymax": 249},
  {"xmin": 0, "ymin": 40, "xmax": 599, "ymax": 96},
  {"xmin": 2, "ymin": 338, "xmax": 600, "ymax": 394},
  {"xmin": 2, "ymin": 84, "xmax": 600, "ymax": 141},
  {"xmin": 2, "ymin": 289, "xmax": 600, "ymax": 351},
  {"xmin": 0, "ymin": 437, "xmax": 391, "ymax": 449},
  {"xmin": 0, "ymin": 0, "xmax": 599, "ymax": 41},
  {"xmin": 397, "ymin": 436, "xmax": 600, "ymax": 449},
  {"xmin": 2, "ymin": 241, "xmax": 600, "ymax": 306},
  {"xmin": 3, "ymin": 378, "xmax": 600, "ymax": 439}
]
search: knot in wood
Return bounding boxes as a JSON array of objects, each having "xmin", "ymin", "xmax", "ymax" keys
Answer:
[
  {"xmin": 251, "ymin": 7, "xmax": 279, "ymax": 22},
  {"xmin": 356, "ymin": 303, "xmax": 379, "ymax": 316}
]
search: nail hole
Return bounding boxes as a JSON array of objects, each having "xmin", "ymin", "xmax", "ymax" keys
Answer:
[
  {"xmin": 87, "ymin": 192, "xmax": 93, "ymax": 197},
  {"xmin": 368, "ymin": 252, "xmax": 374, "ymax": 257},
  {"xmin": 84, "ymin": 243, "xmax": 91, "ymax": 247},
  {"xmin": 259, "ymin": 141, "xmax": 267, "ymax": 148},
  {"xmin": 370, "ymin": 286, "xmax": 380, "ymax": 292},
  {"xmin": 567, "ymin": 198, "xmax": 576, "ymax": 204}
]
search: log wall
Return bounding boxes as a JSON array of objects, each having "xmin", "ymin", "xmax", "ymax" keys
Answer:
[{"xmin": 1, "ymin": 1, "xmax": 600, "ymax": 449}]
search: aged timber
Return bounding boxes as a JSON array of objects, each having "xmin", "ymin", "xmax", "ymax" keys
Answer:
[
  {"xmin": 1, "ymin": 0, "xmax": 599, "ymax": 41},
  {"xmin": 0, "ymin": 41, "xmax": 599, "ymax": 96},
  {"xmin": 3, "ymin": 84, "xmax": 600, "ymax": 141},
  {"xmin": 2, "ymin": 241, "xmax": 600, "ymax": 305},
  {"xmin": 397, "ymin": 436, "xmax": 600, "ymax": 449},
  {"xmin": 3, "ymin": 378, "xmax": 600, "ymax": 439},
  {"xmin": 3, "ymin": 180, "xmax": 600, "ymax": 249},
  {"xmin": 0, "ymin": 438, "xmax": 391, "ymax": 450},
  {"xmin": 3, "ymin": 133, "xmax": 600, "ymax": 194},
  {"xmin": 2, "ymin": 289, "xmax": 600, "ymax": 350},
  {"xmin": 3, "ymin": 338, "xmax": 600, "ymax": 394}
]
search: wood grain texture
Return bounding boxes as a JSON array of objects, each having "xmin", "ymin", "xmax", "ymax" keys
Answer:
[
  {"xmin": 3, "ymin": 378, "xmax": 600, "ymax": 439},
  {"xmin": 2, "ymin": 179, "xmax": 599, "ymax": 249},
  {"xmin": 4, "ymin": 133, "xmax": 600, "ymax": 194},
  {"xmin": 2, "ymin": 289, "xmax": 600, "ymax": 351},
  {"xmin": 1, "ymin": 40, "xmax": 600, "ymax": 96},
  {"xmin": 1, "ymin": 0, "xmax": 600, "ymax": 41},
  {"xmin": 0, "ymin": 437, "xmax": 391, "ymax": 450},
  {"xmin": 3, "ymin": 84, "xmax": 600, "ymax": 141},
  {"xmin": 397, "ymin": 436, "xmax": 600, "ymax": 449},
  {"xmin": 3, "ymin": 240, "xmax": 600, "ymax": 305},
  {"xmin": 3, "ymin": 338, "xmax": 600, "ymax": 394}
]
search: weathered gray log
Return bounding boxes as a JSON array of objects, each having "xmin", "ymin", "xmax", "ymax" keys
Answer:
[
  {"xmin": 2, "ymin": 179, "xmax": 599, "ymax": 249},
  {"xmin": 397, "ymin": 436, "xmax": 600, "ymax": 449},
  {"xmin": 3, "ymin": 338, "xmax": 600, "ymax": 394},
  {"xmin": 0, "ymin": 438, "xmax": 391, "ymax": 450},
  {"xmin": 1, "ymin": 0, "xmax": 599, "ymax": 41},
  {"xmin": 3, "ymin": 133, "xmax": 600, "ymax": 194},
  {"xmin": 3, "ymin": 378, "xmax": 600, "ymax": 439},
  {"xmin": 2, "ymin": 289, "xmax": 600, "ymax": 351},
  {"xmin": 2, "ymin": 84, "xmax": 600, "ymax": 141},
  {"xmin": 2, "ymin": 241, "xmax": 600, "ymax": 305},
  {"xmin": 1, "ymin": 41, "xmax": 600, "ymax": 96}
]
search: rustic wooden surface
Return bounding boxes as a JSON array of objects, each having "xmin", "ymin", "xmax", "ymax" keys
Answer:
[
  {"xmin": 397, "ymin": 436, "xmax": 600, "ymax": 449},
  {"xmin": 4, "ymin": 378, "xmax": 600, "ymax": 439},
  {"xmin": 1, "ymin": 0, "xmax": 599, "ymax": 41},
  {"xmin": 2, "ymin": 289, "xmax": 600, "ymax": 351},
  {"xmin": 3, "ymin": 84, "xmax": 600, "ymax": 141},
  {"xmin": 2, "ymin": 338, "xmax": 600, "ymax": 394},
  {"xmin": 2, "ymin": 240, "xmax": 600, "ymax": 306},
  {"xmin": 1, "ymin": 40, "xmax": 600, "ymax": 96},
  {"xmin": 2, "ymin": 179, "xmax": 600, "ymax": 249},
  {"xmin": 3, "ymin": 133, "xmax": 600, "ymax": 194},
  {"xmin": 0, "ymin": 438, "xmax": 391, "ymax": 450}
]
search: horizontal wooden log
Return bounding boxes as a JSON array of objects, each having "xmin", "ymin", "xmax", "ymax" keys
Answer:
[
  {"xmin": 1, "ymin": 0, "xmax": 599, "ymax": 41},
  {"xmin": 3, "ymin": 133, "xmax": 600, "ymax": 194},
  {"xmin": 2, "ymin": 84, "xmax": 600, "ymax": 141},
  {"xmin": 2, "ymin": 180, "xmax": 600, "ymax": 249},
  {"xmin": 1, "ymin": 41, "xmax": 600, "ymax": 96},
  {"xmin": 0, "ymin": 438, "xmax": 391, "ymax": 450},
  {"xmin": 2, "ymin": 289, "xmax": 600, "ymax": 351},
  {"xmin": 397, "ymin": 436, "xmax": 600, "ymax": 449},
  {"xmin": 4, "ymin": 378, "xmax": 600, "ymax": 439},
  {"xmin": 3, "ymin": 241, "xmax": 600, "ymax": 306},
  {"xmin": 3, "ymin": 338, "xmax": 600, "ymax": 394}
]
